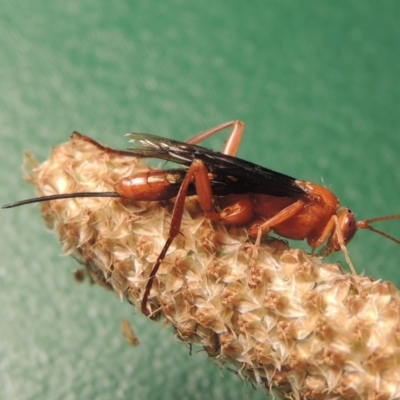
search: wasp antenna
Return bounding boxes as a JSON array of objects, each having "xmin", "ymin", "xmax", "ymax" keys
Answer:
[
  {"xmin": 358, "ymin": 214, "xmax": 400, "ymax": 225},
  {"xmin": 2, "ymin": 192, "xmax": 120, "ymax": 209},
  {"xmin": 357, "ymin": 215, "xmax": 400, "ymax": 246}
]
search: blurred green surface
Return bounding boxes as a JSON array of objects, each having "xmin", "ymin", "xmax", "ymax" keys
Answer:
[{"xmin": 1, "ymin": 1, "xmax": 400, "ymax": 399}]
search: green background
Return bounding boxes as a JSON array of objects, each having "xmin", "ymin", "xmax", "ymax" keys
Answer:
[{"xmin": 1, "ymin": 2, "xmax": 399, "ymax": 399}]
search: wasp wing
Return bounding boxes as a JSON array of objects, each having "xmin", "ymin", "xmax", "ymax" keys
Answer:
[{"xmin": 125, "ymin": 133, "xmax": 304, "ymax": 198}]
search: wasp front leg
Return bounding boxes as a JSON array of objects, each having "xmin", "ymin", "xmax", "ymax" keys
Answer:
[{"xmin": 309, "ymin": 213, "xmax": 359, "ymax": 279}]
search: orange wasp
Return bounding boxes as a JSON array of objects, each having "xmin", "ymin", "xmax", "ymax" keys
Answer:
[{"xmin": 3, "ymin": 121, "xmax": 400, "ymax": 316}]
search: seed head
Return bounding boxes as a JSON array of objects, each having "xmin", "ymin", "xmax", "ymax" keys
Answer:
[{"xmin": 19, "ymin": 133, "xmax": 400, "ymax": 399}]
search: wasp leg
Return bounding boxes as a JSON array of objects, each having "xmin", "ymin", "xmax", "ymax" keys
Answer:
[
  {"xmin": 247, "ymin": 200, "xmax": 304, "ymax": 237},
  {"xmin": 141, "ymin": 159, "xmax": 221, "ymax": 316},
  {"xmin": 247, "ymin": 225, "xmax": 263, "ymax": 288},
  {"xmin": 312, "ymin": 215, "xmax": 362, "ymax": 293},
  {"xmin": 185, "ymin": 120, "xmax": 244, "ymax": 156}
]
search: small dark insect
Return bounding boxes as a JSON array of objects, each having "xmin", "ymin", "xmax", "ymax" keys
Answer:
[
  {"xmin": 4, "ymin": 121, "xmax": 400, "ymax": 316},
  {"xmin": 121, "ymin": 319, "xmax": 139, "ymax": 347},
  {"xmin": 72, "ymin": 269, "xmax": 86, "ymax": 283}
]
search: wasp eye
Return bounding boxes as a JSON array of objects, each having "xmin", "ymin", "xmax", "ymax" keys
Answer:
[{"xmin": 338, "ymin": 208, "xmax": 357, "ymax": 244}]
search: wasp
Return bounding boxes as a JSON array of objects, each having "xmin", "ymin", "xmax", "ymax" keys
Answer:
[{"xmin": 4, "ymin": 121, "xmax": 400, "ymax": 316}]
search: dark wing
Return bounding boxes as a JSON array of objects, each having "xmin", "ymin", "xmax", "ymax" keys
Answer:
[{"xmin": 125, "ymin": 133, "xmax": 305, "ymax": 198}]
